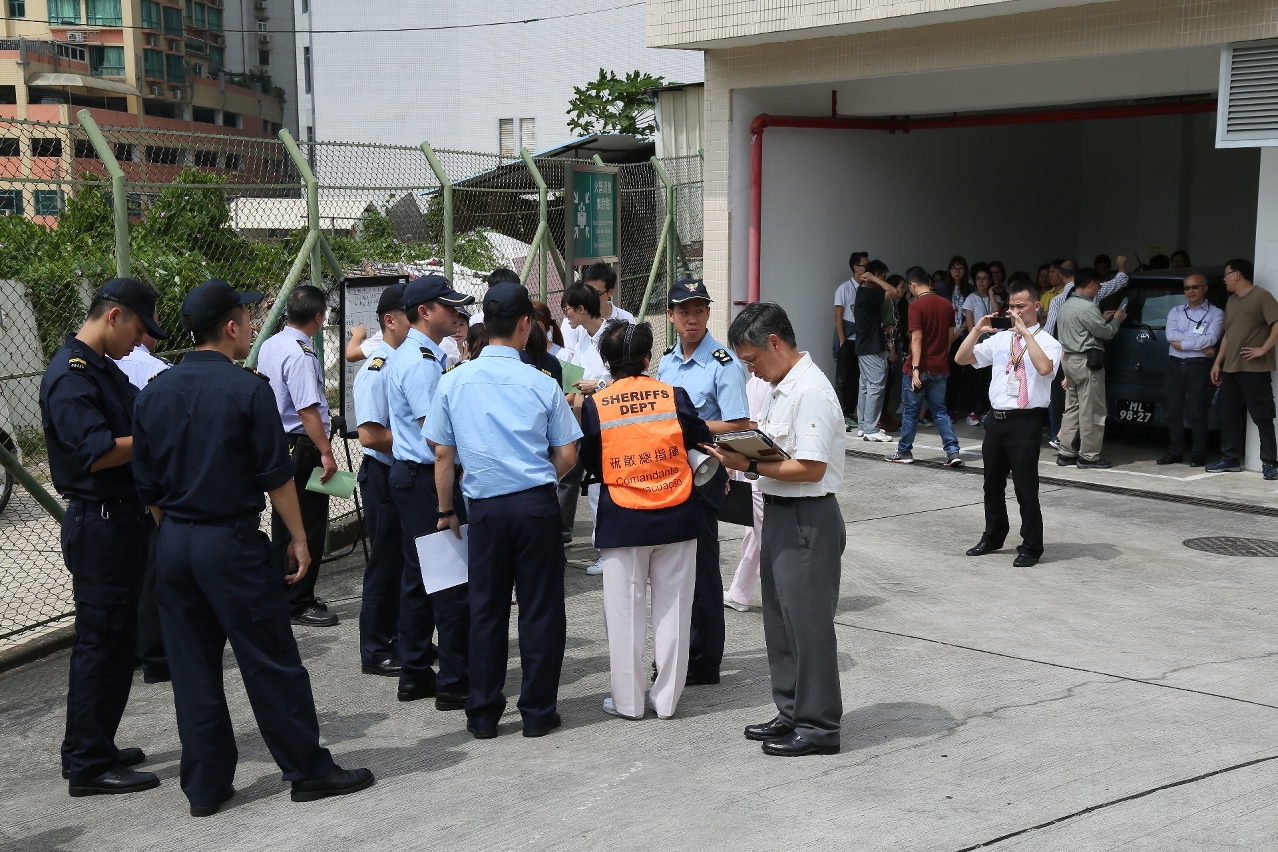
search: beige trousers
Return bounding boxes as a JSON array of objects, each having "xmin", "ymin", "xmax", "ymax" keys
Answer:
[
  {"xmin": 600, "ymin": 539, "xmax": 697, "ymax": 719},
  {"xmin": 1058, "ymin": 351, "xmax": 1108, "ymax": 462}
]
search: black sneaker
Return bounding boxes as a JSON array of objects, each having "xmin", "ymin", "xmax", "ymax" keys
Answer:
[
  {"xmin": 1265, "ymin": 463, "xmax": 1278, "ymax": 481},
  {"xmin": 1056, "ymin": 454, "xmax": 1077, "ymax": 466},
  {"xmin": 1076, "ymin": 457, "xmax": 1112, "ymax": 469},
  {"xmin": 292, "ymin": 605, "xmax": 338, "ymax": 627},
  {"xmin": 943, "ymin": 453, "xmax": 964, "ymax": 468}
]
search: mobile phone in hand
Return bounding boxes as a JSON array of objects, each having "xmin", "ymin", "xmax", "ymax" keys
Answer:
[{"xmin": 990, "ymin": 315, "xmax": 1013, "ymax": 330}]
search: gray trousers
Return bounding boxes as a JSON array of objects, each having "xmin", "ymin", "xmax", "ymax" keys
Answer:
[
  {"xmin": 760, "ymin": 494, "xmax": 846, "ymax": 747},
  {"xmin": 1058, "ymin": 352, "xmax": 1107, "ymax": 462},
  {"xmin": 557, "ymin": 456, "xmax": 586, "ymax": 538},
  {"xmin": 857, "ymin": 351, "xmax": 889, "ymax": 432}
]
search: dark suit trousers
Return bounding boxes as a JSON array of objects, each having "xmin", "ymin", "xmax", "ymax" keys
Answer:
[
  {"xmin": 271, "ymin": 437, "xmax": 329, "ymax": 616},
  {"xmin": 981, "ymin": 411, "xmax": 1044, "ymax": 558}
]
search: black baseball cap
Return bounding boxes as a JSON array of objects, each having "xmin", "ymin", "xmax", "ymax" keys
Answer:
[
  {"xmin": 376, "ymin": 283, "xmax": 407, "ymax": 317},
  {"xmin": 94, "ymin": 278, "xmax": 169, "ymax": 339},
  {"xmin": 402, "ymin": 274, "xmax": 475, "ymax": 310},
  {"xmin": 668, "ymin": 278, "xmax": 712, "ymax": 306},
  {"xmin": 483, "ymin": 282, "xmax": 534, "ymax": 319},
  {"xmin": 181, "ymin": 278, "xmax": 262, "ymax": 333}
]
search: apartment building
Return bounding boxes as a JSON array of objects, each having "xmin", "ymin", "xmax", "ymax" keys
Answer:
[{"xmin": 222, "ymin": 0, "xmax": 296, "ymax": 133}]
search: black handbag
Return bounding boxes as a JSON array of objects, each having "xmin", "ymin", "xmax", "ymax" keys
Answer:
[
  {"xmin": 1086, "ymin": 348, "xmax": 1106, "ymax": 370},
  {"xmin": 718, "ymin": 479, "xmax": 756, "ymax": 527}
]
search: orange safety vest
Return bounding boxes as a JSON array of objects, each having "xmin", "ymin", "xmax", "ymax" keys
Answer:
[{"xmin": 595, "ymin": 375, "xmax": 693, "ymax": 510}]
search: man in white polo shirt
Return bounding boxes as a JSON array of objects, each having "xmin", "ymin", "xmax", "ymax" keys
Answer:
[{"xmin": 703, "ymin": 302, "xmax": 846, "ymax": 758}]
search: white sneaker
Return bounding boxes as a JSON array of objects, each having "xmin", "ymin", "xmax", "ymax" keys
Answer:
[
  {"xmin": 647, "ymin": 696, "xmax": 673, "ymax": 720},
  {"xmin": 965, "ymin": 413, "xmax": 981, "ymax": 426},
  {"xmin": 603, "ymin": 697, "xmax": 642, "ymax": 720},
  {"xmin": 863, "ymin": 430, "xmax": 892, "ymax": 442},
  {"xmin": 723, "ymin": 591, "xmax": 749, "ymax": 612},
  {"xmin": 856, "ymin": 428, "xmax": 865, "ymax": 438},
  {"xmin": 586, "ymin": 558, "xmax": 604, "ymax": 575}
]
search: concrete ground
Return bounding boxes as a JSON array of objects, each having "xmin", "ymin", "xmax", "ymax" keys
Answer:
[{"xmin": 4, "ymin": 454, "xmax": 1278, "ymax": 851}]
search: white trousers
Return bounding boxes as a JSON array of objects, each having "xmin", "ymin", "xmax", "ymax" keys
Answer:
[
  {"xmin": 726, "ymin": 484, "xmax": 766, "ymax": 606},
  {"xmin": 601, "ymin": 538, "xmax": 697, "ymax": 719}
]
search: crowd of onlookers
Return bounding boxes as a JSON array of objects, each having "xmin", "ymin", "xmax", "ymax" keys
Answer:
[{"xmin": 832, "ymin": 249, "xmax": 1278, "ymax": 479}]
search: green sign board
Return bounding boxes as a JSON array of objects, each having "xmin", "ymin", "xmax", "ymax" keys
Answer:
[{"xmin": 570, "ymin": 168, "xmax": 618, "ymax": 261}]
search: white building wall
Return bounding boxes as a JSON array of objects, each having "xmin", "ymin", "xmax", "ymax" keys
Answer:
[
  {"xmin": 1248, "ymin": 147, "xmax": 1278, "ymax": 471},
  {"xmin": 295, "ymin": 1, "xmax": 703, "ymax": 153},
  {"xmin": 223, "ymin": 0, "xmax": 300, "ymax": 133}
]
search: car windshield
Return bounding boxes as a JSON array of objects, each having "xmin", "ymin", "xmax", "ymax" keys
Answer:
[{"xmin": 1116, "ymin": 286, "xmax": 1187, "ymax": 329}]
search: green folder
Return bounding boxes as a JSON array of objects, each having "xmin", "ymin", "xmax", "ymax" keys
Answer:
[
  {"xmin": 559, "ymin": 359, "xmax": 586, "ymax": 393},
  {"xmin": 305, "ymin": 469, "xmax": 357, "ymax": 499}
]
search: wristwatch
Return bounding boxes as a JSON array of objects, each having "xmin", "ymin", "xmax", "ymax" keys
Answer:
[
  {"xmin": 746, "ymin": 459, "xmax": 760, "ymax": 480},
  {"xmin": 437, "ymin": 508, "xmax": 455, "ymax": 520}
]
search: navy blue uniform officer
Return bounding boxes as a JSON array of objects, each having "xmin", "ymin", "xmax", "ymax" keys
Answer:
[
  {"xmin": 383, "ymin": 274, "xmax": 476, "ymax": 707},
  {"xmin": 427, "ymin": 282, "xmax": 582, "ymax": 739},
  {"xmin": 132, "ymin": 279, "xmax": 373, "ymax": 817},
  {"xmin": 41, "ymin": 278, "xmax": 167, "ymax": 796}
]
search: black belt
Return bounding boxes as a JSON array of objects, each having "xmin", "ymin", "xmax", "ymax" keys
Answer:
[
  {"xmin": 167, "ymin": 510, "xmax": 261, "ymax": 528},
  {"xmin": 989, "ymin": 408, "xmax": 1043, "ymax": 420},
  {"xmin": 762, "ymin": 493, "xmax": 834, "ymax": 506},
  {"xmin": 286, "ymin": 433, "xmax": 315, "ymax": 449},
  {"xmin": 67, "ymin": 496, "xmax": 144, "ymax": 518}
]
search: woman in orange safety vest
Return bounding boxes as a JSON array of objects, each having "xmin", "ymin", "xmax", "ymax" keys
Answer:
[{"xmin": 580, "ymin": 320, "xmax": 715, "ymax": 721}]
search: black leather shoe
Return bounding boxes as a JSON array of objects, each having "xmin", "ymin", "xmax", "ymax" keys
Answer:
[
  {"xmin": 1056, "ymin": 454, "xmax": 1076, "ymax": 466},
  {"xmin": 143, "ymin": 668, "xmax": 170, "ymax": 684},
  {"xmin": 965, "ymin": 537, "xmax": 1005, "ymax": 557},
  {"xmin": 1013, "ymin": 553, "xmax": 1039, "ymax": 568},
  {"xmin": 361, "ymin": 657, "xmax": 402, "ymax": 677},
  {"xmin": 68, "ymin": 767, "xmax": 160, "ymax": 796},
  {"xmin": 291, "ymin": 605, "xmax": 338, "ymax": 627},
  {"xmin": 761, "ymin": 731, "xmax": 840, "ymax": 756},
  {"xmin": 744, "ymin": 716, "xmax": 794, "ymax": 742},
  {"xmin": 684, "ymin": 673, "xmax": 720, "ymax": 686},
  {"xmin": 63, "ymin": 747, "xmax": 146, "ymax": 779},
  {"xmin": 466, "ymin": 720, "xmax": 498, "ymax": 739},
  {"xmin": 397, "ymin": 680, "xmax": 437, "ymax": 702},
  {"xmin": 435, "ymin": 691, "xmax": 468, "ymax": 711},
  {"xmin": 1156, "ymin": 453, "xmax": 1183, "ymax": 465},
  {"xmin": 1076, "ymin": 457, "xmax": 1112, "ymax": 469},
  {"xmin": 190, "ymin": 785, "xmax": 235, "ymax": 817},
  {"xmin": 1190, "ymin": 454, "xmax": 1207, "ymax": 467},
  {"xmin": 522, "ymin": 712, "xmax": 562, "ymax": 738},
  {"xmin": 291, "ymin": 765, "xmax": 375, "ymax": 802}
]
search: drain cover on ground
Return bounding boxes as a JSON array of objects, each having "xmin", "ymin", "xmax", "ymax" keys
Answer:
[{"xmin": 1183, "ymin": 537, "xmax": 1278, "ymax": 557}]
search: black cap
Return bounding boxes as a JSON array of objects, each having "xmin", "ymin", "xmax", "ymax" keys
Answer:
[
  {"xmin": 668, "ymin": 278, "xmax": 712, "ymax": 306},
  {"xmin": 482, "ymin": 282, "xmax": 534, "ymax": 320},
  {"xmin": 181, "ymin": 278, "xmax": 262, "ymax": 333},
  {"xmin": 94, "ymin": 278, "xmax": 168, "ymax": 339},
  {"xmin": 376, "ymin": 283, "xmax": 407, "ymax": 317},
  {"xmin": 403, "ymin": 274, "xmax": 475, "ymax": 310}
]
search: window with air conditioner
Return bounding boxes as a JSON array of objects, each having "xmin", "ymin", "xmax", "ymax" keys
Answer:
[
  {"xmin": 520, "ymin": 118, "xmax": 535, "ymax": 153},
  {"xmin": 499, "ymin": 118, "xmax": 514, "ymax": 157},
  {"xmin": 1218, "ymin": 40, "xmax": 1278, "ymax": 147}
]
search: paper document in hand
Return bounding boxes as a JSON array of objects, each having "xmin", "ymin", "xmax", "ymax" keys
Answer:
[
  {"xmin": 714, "ymin": 429, "xmax": 791, "ymax": 461},
  {"xmin": 305, "ymin": 468, "xmax": 356, "ymax": 499},
  {"xmin": 415, "ymin": 525, "xmax": 469, "ymax": 594},
  {"xmin": 559, "ymin": 359, "xmax": 585, "ymax": 393}
]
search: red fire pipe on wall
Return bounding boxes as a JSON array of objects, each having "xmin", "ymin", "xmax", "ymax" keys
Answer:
[{"xmin": 746, "ymin": 98, "xmax": 1218, "ymax": 304}]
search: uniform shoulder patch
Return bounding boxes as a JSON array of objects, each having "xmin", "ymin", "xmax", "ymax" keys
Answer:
[
  {"xmin": 419, "ymin": 347, "xmax": 436, "ymax": 360},
  {"xmin": 443, "ymin": 363, "xmax": 458, "ymax": 373},
  {"xmin": 664, "ymin": 344, "xmax": 676, "ymax": 355},
  {"xmin": 147, "ymin": 371, "xmax": 165, "ymax": 383},
  {"xmin": 241, "ymin": 366, "xmax": 269, "ymax": 380},
  {"xmin": 67, "ymin": 356, "xmax": 87, "ymax": 371},
  {"xmin": 712, "ymin": 348, "xmax": 733, "ymax": 365},
  {"xmin": 541, "ymin": 368, "xmax": 553, "ymax": 377},
  {"xmin": 296, "ymin": 339, "xmax": 314, "ymax": 356},
  {"xmin": 367, "ymin": 357, "xmax": 386, "ymax": 372}
]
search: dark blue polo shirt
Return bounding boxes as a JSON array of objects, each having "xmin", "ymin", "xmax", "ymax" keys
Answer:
[
  {"xmin": 132, "ymin": 350, "xmax": 296, "ymax": 522},
  {"xmin": 580, "ymin": 386, "xmax": 711, "ymax": 549},
  {"xmin": 39, "ymin": 334, "xmax": 140, "ymax": 502}
]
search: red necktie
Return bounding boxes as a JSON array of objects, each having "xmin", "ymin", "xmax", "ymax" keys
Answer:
[{"xmin": 1011, "ymin": 334, "xmax": 1029, "ymax": 409}]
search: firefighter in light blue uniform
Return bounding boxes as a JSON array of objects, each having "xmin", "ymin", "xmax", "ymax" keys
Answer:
[{"xmin": 656, "ymin": 278, "xmax": 750, "ymax": 685}]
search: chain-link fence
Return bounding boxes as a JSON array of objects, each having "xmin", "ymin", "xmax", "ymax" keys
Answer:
[{"xmin": 0, "ymin": 117, "xmax": 700, "ymax": 650}]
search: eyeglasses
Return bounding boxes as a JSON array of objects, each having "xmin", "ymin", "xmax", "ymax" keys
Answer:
[
  {"xmin": 1183, "ymin": 285, "xmax": 1205, "ymax": 291},
  {"xmin": 1224, "ymin": 269, "xmax": 1237, "ymax": 278}
]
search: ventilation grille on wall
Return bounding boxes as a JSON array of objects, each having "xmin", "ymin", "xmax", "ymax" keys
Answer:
[{"xmin": 1218, "ymin": 39, "xmax": 1278, "ymax": 147}]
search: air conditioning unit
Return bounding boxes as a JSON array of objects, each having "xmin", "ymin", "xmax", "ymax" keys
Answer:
[
  {"xmin": 258, "ymin": 33, "xmax": 271, "ymax": 44},
  {"xmin": 210, "ymin": 33, "xmax": 225, "ymax": 46},
  {"xmin": 173, "ymin": 89, "xmax": 186, "ymax": 100},
  {"xmin": 255, "ymin": 0, "xmax": 268, "ymax": 8},
  {"xmin": 67, "ymin": 31, "xmax": 85, "ymax": 43},
  {"xmin": 146, "ymin": 35, "xmax": 160, "ymax": 47},
  {"xmin": 150, "ymin": 85, "xmax": 164, "ymax": 96}
]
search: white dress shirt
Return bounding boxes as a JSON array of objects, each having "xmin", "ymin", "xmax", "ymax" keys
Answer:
[
  {"xmin": 571, "ymin": 322, "xmax": 610, "ymax": 385},
  {"xmin": 756, "ymin": 353, "xmax": 845, "ymax": 497},
  {"xmin": 971, "ymin": 325, "xmax": 1063, "ymax": 410},
  {"xmin": 113, "ymin": 344, "xmax": 169, "ymax": 390},
  {"xmin": 560, "ymin": 303, "xmax": 635, "ymax": 353}
]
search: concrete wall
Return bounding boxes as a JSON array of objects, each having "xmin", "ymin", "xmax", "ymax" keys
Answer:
[
  {"xmin": 1247, "ymin": 148, "xmax": 1278, "ymax": 470},
  {"xmin": 748, "ymin": 108, "xmax": 1259, "ymax": 378}
]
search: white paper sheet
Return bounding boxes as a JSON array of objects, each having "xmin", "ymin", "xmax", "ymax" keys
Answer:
[{"xmin": 415, "ymin": 525, "xmax": 469, "ymax": 594}]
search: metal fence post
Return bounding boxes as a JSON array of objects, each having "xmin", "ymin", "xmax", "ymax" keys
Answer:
[
  {"xmin": 640, "ymin": 157, "xmax": 677, "ymax": 321},
  {"xmin": 76, "ymin": 109, "xmax": 130, "ymax": 278},
  {"xmin": 246, "ymin": 229, "xmax": 319, "ymax": 368},
  {"xmin": 0, "ymin": 443, "xmax": 64, "ymax": 523},
  {"xmin": 520, "ymin": 147, "xmax": 549, "ymax": 302},
  {"xmin": 420, "ymin": 141, "xmax": 453, "ymax": 282}
]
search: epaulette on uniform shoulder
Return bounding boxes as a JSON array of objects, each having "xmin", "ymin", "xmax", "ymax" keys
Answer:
[
  {"xmin": 663, "ymin": 344, "xmax": 676, "ymax": 356},
  {"xmin": 367, "ymin": 356, "xmax": 386, "ymax": 372},
  {"xmin": 67, "ymin": 356, "xmax": 87, "ymax": 371},
  {"xmin": 420, "ymin": 347, "xmax": 436, "ymax": 360},
  {"xmin": 712, "ymin": 348, "xmax": 733, "ymax": 365},
  {"xmin": 243, "ymin": 366, "xmax": 269, "ymax": 380}
]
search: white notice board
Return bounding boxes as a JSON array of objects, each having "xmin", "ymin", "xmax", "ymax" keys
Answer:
[{"xmin": 339, "ymin": 275, "xmax": 409, "ymax": 439}]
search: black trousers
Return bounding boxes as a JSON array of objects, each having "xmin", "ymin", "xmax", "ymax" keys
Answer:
[
  {"xmin": 1165, "ymin": 357, "xmax": 1213, "ymax": 456},
  {"xmin": 136, "ymin": 512, "xmax": 167, "ymax": 679},
  {"xmin": 556, "ymin": 454, "xmax": 585, "ymax": 539},
  {"xmin": 981, "ymin": 411, "xmax": 1044, "ymax": 558},
  {"xmin": 687, "ymin": 475, "xmax": 726, "ymax": 680},
  {"xmin": 1220, "ymin": 371, "xmax": 1278, "ymax": 464},
  {"xmin": 466, "ymin": 484, "xmax": 566, "ymax": 730},
  {"xmin": 271, "ymin": 436, "xmax": 330, "ymax": 616},
  {"xmin": 834, "ymin": 339, "xmax": 860, "ymax": 418},
  {"xmin": 157, "ymin": 514, "xmax": 333, "ymax": 808},
  {"xmin": 388, "ymin": 459, "xmax": 467, "ymax": 694},
  {"xmin": 357, "ymin": 457, "xmax": 402, "ymax": 666},
  {"xmin": 60, "ymin": 499, "xmax": 147, "ymax": 780}
]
